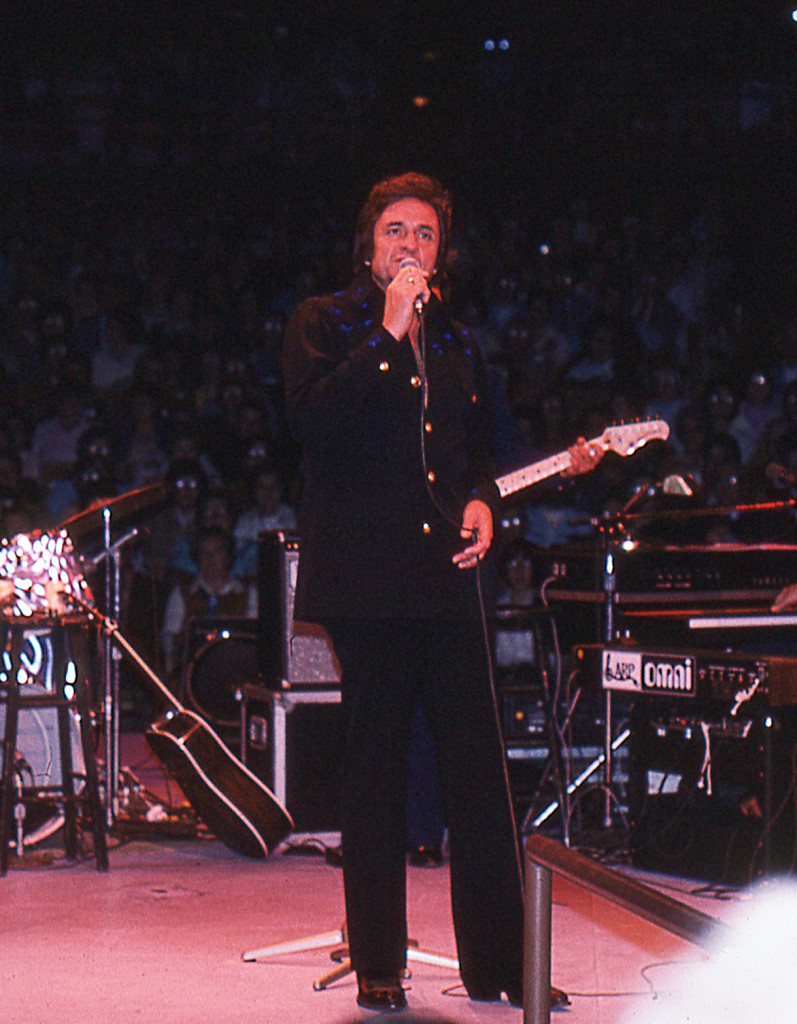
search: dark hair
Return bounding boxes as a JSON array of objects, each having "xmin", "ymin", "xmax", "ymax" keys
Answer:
[
  {"xmin": 352, "ymin": 172, "xmax": 453, "ymax": 284},
  {"xmin": 198, "ymin": 485, "xmax": 232, "ymax": 527}
]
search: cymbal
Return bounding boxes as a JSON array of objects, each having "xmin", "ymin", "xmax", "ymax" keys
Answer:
[{"xmin": 58, "ymin": 480, "xmax": 169, "ymax": 538}]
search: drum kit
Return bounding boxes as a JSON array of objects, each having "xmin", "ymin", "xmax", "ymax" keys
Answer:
[
  {"xmin": 0, "ymin": 481, "xmax": 292, "ymax": 861},
  {"xmin": 0, "ymin": 484, "xmax": 165, "ymax": 851}
]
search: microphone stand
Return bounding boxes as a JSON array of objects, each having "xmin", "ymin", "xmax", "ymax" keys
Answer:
[
  {"xmin": 92, "ymin": 521, "xmax": 140, "ymax": 827},
  {"xmin": 594, "ymin": 482, "xmax": 672, "ymax": 830},
  {"xmin": 597, "ymin": 513, "xmax": 622, "ymax": 831},
  {"xmin": 593, "ymin": 478, "xmax": 695, "ymax": 829}
]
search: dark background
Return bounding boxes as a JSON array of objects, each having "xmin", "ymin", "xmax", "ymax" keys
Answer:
[{"xmin": 4, "ymin": 1, "xmax": 797, "ymax": 307}]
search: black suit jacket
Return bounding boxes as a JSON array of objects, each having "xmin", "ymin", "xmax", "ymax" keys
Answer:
[{"xmin": 283, "ymin": 271, "xmax": 498, "ymax": 622}]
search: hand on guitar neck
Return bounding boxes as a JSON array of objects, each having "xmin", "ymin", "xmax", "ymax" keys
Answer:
[{"xmin": 560, "ymin": 436, "xmax": 605, "ymax": 478}]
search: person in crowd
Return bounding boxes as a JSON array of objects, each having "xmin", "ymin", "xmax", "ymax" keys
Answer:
[
  {"xmin": 232, "ymin": 462, "xmax": 297, "ymax": 578},
  {"xmin": 497, "ymin": 536, "xmax": 537, "ymax": 610},
  {"xmin": 69, "ymin": 272, "xmax": 106, "ymax": 361},
  {"xmin": 669, "ymin": 402, "xmax": 709, "ymax": 484},
  {"xmin": 27, "ymin": 385, "xmax": 95, "ymax": 519},
  {"xmin": 494, "ymin": 537, "xmax": 540, "ymax": 688},
  {"xmin": 90, "ymin": 306, "xmax": 145, "ymax": 397},
  {"xmin": 144, "ymin": 457, "xmax": 208, "ymax": 584},
  {"xmin": 644, "ymin": 362, "xmax": 686, "ymax": 437},
  {"xmin": 746, "ymin": 378, "xmax": 797, "ymax": 478},
  {"xmin": 167, "ymin": 430, "xmax": 222, "ymax": 489},
  {"xmin": 703, "ymin": 380, "xmax": 738, "ymax": 435},
  {"xmin": 0, "ymin": 446, "xmax": 42, "ymax": 528},
  {"xmin": 116, "ymin": 384, "xmax": 169, "ymax": 489},
  {"xmin": 197, "ymin": 485, "xmax": 236, "ymax": 534},
  {"xmin": 282, "ymin": 171, "xmax": 600, "ymax": 1012},
  {"xmin": 160, "ymin": 525, "xmax": 257, "ymax": 683},
  {"xmin": 52, "ymin": 422, "xmax": 118, "ymax": 521},
  {"xmin": 564, "ymin": 315, "xmax": 619, "ymax": 408},
  {"xmin": 729, "ymin": 370, "xmax": 780, "ymax": 465}
]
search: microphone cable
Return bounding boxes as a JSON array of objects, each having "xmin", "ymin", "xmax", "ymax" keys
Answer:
[
  {"xmin": 413, "ymin": 310, "xmax": 494, "ymax": 668},
  {"xmin": 414, "ymin": 311, "xmax": 524, "ymax": 871}
]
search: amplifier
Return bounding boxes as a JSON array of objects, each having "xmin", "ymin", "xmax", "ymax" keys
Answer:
[
  {"xmin": 627, "ymin": 706, "xmax": 796, "ymax": 883},
  {"xmin": 539, "ymin": 541, "xmax": 797, "ymax": 608},
  {"xmin": 257, "ymin": 531, "xmax": 340, "ymax": 688},
  {"xmin": 572, "ymin": 643, "xmax": 797, "ymax": 707}
]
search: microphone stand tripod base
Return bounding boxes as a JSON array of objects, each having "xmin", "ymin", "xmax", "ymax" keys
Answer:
[{"xmin": 242, "ymin": 922, "xmax": 458, "ymax": 992}]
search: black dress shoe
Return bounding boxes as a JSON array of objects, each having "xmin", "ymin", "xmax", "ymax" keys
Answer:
[
  {"xmin": 356, "ymin": 974, "xmax": 407, "ymax": 1012},
  {"xmin": 504, "ymin": 983, "xmax": 569, "ymax": 1009},
  {"xmin": 467, "ymin": 981, "xmax": 569, "ymax": 1009},
  {"xmin": 504, "ymin": 982, "xmax": 523, "ymax": 1008},
  {"xmin": 550, "ymin": 984, "xmax": 571, "ymax": 1009},
  {"xmin": 466, "ymin": 984, "xmax": 510, "ymax": 1004},
  {"xmin": 467, "ymin": 971, "xmax": 520, "ymax": 1005}
]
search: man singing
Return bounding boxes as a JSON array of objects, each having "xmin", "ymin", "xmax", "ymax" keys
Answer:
[{"xmin": 283, "ymin": 171, "xmax": 596, "ymax": 1011}]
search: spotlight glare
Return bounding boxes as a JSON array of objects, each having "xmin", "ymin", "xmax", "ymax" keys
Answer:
[
  {"xmin": 484, "ymin": 39, "xmax": 495, "ymax": 51},
  {"xmin": 499, "ymin": 38, "xmax": 510, "ymax": 50}
]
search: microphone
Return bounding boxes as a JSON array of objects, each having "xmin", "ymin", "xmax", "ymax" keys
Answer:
[
  {"xmin": 622, "ymin": 473, "xmax": 694, "ymax": 512},
  {"xmin": 399, "ymin": 257, "xmax": 426, "ymax": 315}
]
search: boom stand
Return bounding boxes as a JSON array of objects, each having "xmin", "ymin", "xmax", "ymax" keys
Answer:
[{"xmin": 242, "ymin": 922, "xmax": 459, "ymax": 991}]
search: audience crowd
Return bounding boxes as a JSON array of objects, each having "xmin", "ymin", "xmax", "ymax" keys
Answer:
[{"xmin": 3, "ymin": 11, "xmax": 797, "ymax": 690}]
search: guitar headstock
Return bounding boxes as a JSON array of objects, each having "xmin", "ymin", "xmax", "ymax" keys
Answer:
[{"xmin": 599, "ymin": 419, "xmax": 670, "ymax": 457}]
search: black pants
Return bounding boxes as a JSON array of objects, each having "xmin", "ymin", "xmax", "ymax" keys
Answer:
[
  {"xmin": 406, "ymin": 702, "xmax": 445, "ymax": 849},
  {"xmin": 324, "ymin": 617, "xmax": 524, "ymax": 994}
]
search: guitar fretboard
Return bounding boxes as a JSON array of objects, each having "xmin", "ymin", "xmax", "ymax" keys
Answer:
[{"xmin": 495, "ymin": 451, "xmax": 573, "ymax": 498}]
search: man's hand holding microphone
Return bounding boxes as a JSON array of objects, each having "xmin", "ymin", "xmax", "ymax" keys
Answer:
[{"xmin": 382, "ymin": 257, "xmax": 430, "ymax": 341}]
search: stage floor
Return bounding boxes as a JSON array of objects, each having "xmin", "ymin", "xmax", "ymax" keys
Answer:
[{"xmin": 0, "ymin": 735, "xmax": 783, "ymax": 1024}]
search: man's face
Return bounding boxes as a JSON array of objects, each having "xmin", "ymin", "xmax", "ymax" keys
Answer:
[
  {"xmin": 370, "ymin": 198, "xmax": 439, "ymax": 291},
  {"xmin": 255, "ymin": 472, "xmax": 281, "ymax": 512},
  {"xmin": 198, "ymin": 536, "xmax": 230, "ymax": 580}
]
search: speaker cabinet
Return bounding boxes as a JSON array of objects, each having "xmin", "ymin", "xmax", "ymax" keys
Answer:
[
  {"xmin": 257, "ymin": 531, "xmax": 340, "ymax": 688},
  {"xmin": 628, "ymin": 701, "xmax": 796, "ymax": 883}
]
